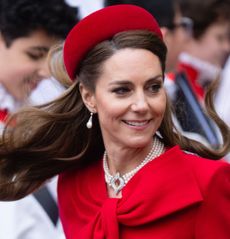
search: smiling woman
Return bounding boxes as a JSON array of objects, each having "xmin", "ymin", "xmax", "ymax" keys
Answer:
[
  {"xmin": 0, "ymin": 4, "xmax": 230, "ymax": 239},
  {"xmin": 81, "ymin": 48, "xmax": 166, "ymax": 152}
]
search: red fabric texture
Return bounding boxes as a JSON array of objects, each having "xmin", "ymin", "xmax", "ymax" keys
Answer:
[
  {"xmin": 166, "ymin": 64, "xmax": 204, "ymax": 102},
  {"xmin": 0, "ymin": 109, "xmax": 8, "ymax": 122},
  {"xmin": 178, "ymin": 63, "xmax": 204, "ymax": 101},
  {"xmin": 63, "ymin": 4, "xmax": 162, "ymax": 80},
  {"xmin": 58, "ymin": 146, "xmax": 230, "ymax": 239}
]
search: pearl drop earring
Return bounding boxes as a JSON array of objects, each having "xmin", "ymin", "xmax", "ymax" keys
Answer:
[{"xmin": 86, "ymin": 112, "xmax": 93, "ymax": 129}]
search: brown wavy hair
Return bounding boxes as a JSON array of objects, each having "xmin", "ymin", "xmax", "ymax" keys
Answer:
[{"xmin": 0, "ymin": 30, "xmax": 229, "ymax": 200}]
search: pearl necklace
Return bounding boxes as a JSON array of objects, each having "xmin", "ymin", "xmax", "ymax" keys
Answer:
[{"xmin": 103, "ymin": 137, "xmax": 165, "ymax": 195}]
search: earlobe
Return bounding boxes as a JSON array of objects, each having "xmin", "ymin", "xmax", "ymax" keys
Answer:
[{"xmin": 79, "ymin": 83, "xmax": 96, "ymax": 112}]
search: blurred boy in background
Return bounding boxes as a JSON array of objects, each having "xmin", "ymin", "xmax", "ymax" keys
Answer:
[
  {"xmin": 177, "ymin": 0, "xmax": 230, "ymax": 101},
  {"xmin": 0, "ymin": 0, "xmax": 78, "ymax": 238}
]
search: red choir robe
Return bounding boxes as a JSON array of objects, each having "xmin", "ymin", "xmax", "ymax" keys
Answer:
[
  {"xmin": 58, "ymin": 146, "xmax": 230, "ymax": 239},
  {"xmin": 0, "ymin": 84, "xmax": 21, "ymax": 130},
  {"xmin": 166, "ymin": 53, "xmax": 221, "ymax": 104},
  {"xmin": 0, "ymin": 109, "xmax": 8, "ymax": 133},
  {"xmin": 0, "ymin": 109, "xmax": 8, "ymax": 122}
]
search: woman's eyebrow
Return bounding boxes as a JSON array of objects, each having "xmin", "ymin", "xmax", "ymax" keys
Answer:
[{"xmin": 108, "ymin": 75, "xmax": 163, "ymax": 86}]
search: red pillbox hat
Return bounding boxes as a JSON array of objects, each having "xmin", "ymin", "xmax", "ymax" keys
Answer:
[{"xmin": 63, "ymin": 4, "xmax": 162, "ymax": 80}]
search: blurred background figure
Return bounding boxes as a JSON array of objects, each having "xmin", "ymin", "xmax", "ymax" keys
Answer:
[
  {"xmin": 172, "ymin": 0, "xmax": 230, "ymax": 147},
  {"xmin": 0, "ymin": 0, "xmax": 78, "ymax": 238},
  {"xmin": 30, "ymin": 78, "xmax": 66, "ymax": 105},
  {"xmin": 215, "ymin": 55, "xmax": 230, "ymax": 161},
  {"xmin": 66, "ymin": 0, "xmax": 104, "ymax": 18},
  {"xmin": 215, "ymin": 56, "xmax": 230, "ymax": 126},
  {"xmin": 30, "ymin": 0, "xmax": 104, "ymax": 106},
  {"xmin": 177, "ymin": 0, "xmax": 230, "ymax": 102}
]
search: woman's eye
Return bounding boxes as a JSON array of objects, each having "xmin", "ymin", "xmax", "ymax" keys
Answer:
[
  {"xmin": 112, "ymin": 87, "xmax": 130, "ymax": 95},
  {"xmin": 148, "ymin": 83, "xmax": 162, "ymax": 93}
]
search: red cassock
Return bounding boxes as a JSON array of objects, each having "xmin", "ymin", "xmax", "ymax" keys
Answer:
[
  {"xmin": 177, "ymin": 62, "xmax": 205, "ymax": 101},
  {"xmin": 58, "ymin": 146, "xmax": 230, "ymax": 239},
  {"xmin": 0, "ymin": 109, "xmax": 8, "ymax": 122}
]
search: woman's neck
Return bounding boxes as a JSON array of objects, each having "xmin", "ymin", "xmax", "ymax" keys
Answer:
[
  {"xmin": 103, "ymin": 137, "xmax": 165, "ymax": 198},
  {"xmin": 104, "ymin": 140, "xmax": 154, "ymax": 176}
]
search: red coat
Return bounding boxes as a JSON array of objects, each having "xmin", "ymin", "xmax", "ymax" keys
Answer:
[{"xmin": 58, "ymin": 146, "xmax": 230, "ymax": 239}]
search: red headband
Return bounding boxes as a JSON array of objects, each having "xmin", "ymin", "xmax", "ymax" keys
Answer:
[{"xmin": 63, "ymin": 4, "xmax": 163, "ymax": 80}]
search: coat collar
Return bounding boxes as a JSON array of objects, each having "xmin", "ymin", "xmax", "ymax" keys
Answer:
[
  {"xmin": 72, "ymin": 146, "xmax": 203, "ymax": 238},
  {"xmin": 117, "ymin": 146, "xmax": 203, "ymax": 226}
]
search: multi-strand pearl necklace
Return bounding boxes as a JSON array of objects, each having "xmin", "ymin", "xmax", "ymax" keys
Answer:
[{"xmin": 103, "ymin": 137, "xmax": 165, "ymax": 195}]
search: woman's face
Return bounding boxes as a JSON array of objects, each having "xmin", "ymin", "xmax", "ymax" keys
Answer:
[{"xmin": 82, "ymin": 48, "xmax": 167, "ymax": 150}]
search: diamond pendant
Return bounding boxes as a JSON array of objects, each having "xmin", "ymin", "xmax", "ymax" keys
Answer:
[{"xmin": 110, "ymin": 173, "xmax": 125, "ymax": 195}]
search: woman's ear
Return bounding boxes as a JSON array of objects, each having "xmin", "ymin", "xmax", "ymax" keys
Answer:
[{"xmin": 79, "ymin": 83, "xmax": 96, "ymax": 112}]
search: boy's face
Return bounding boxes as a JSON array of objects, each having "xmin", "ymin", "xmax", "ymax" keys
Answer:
[
  {"xmin": 194, "ymin": 21, "xmax": 230, "ymax": 67},
  {"xmin": 162, "ymin": 11, "xmax": 192, "ymax": 72},
  {"xmin": 0, "ymin": 30, "xmax": 59, "ymax": 101}
]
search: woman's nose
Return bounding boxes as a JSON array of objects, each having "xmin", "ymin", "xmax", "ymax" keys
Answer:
[{"xmin": 131, "ymin": 93, "xmax": 149, "ymax": 113}]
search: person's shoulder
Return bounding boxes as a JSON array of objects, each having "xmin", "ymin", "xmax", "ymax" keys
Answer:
[
  {"xmin": 58, "ymin": 159, "xmax": 102, "ymax": 193},
  {"xmin": 181, "ymin": 149, "xmax": 230, "ymax": 192},
  {"xmin": 165, "ymin": 146, "xmax": 229, "ymax": 175},
  {"xmin": 182, "ymin": 150, "xmax": 229, "ymax": 172},
  {"xmin": 58, "ymin": 167, "xmax": 79, "ymax": 190}
]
